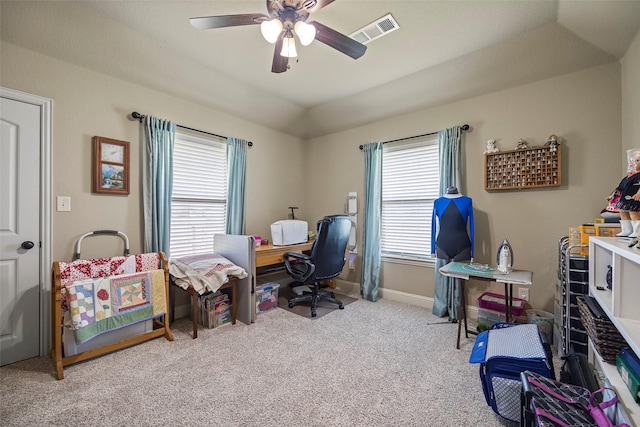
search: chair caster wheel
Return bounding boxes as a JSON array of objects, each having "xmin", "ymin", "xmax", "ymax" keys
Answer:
[
  {"xmin": 311, "ymin": 310, "xmax": 317, "ymax": 317},
  {"xmin": 288, "ymin": 302, "xmax": 294, "ymax": 308},
  {"xmin": 339, "ymin": 304, "xmax": 344, "ymax": 309}
]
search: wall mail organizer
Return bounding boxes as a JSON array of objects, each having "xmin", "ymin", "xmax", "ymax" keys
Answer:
[{"xmin": 484, "ymin": 145, "xmax": 561, "ymax": 190}]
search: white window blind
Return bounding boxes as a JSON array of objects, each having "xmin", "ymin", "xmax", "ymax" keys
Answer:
[
  {"xmin": 381, "ymin": 138, "xmax": 439, "ymax": 260},
  {"xmin": 170, "ymin": 133, "xmax": 227, "ymax": 258}
]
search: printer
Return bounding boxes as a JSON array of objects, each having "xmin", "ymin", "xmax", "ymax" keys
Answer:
[{"xmin": 270, "ymin": 220, "xmax": 308, "ymax": 246}]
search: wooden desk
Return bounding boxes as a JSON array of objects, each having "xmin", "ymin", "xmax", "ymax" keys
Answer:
[
  {"xmin": 254, "ymin": 240, "xmax": 336, "ymax": 289},
  {"xmin": 439, "ymin": 261, "xmax": 533, "ymax": 349},
  {"xmin": 255, "ymin": 241, "xmax": 313, "ymax": 268}
]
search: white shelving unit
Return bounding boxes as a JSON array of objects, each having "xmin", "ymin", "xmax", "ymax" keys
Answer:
[{"xmin": 588, "ymin": 236, "xmax": 640, "ymax": 426}]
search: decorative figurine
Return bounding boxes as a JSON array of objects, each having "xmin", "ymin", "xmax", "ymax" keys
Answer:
[
  {"xmin": 484, "ymin": 139, "xmax": 499, "ymax": 154},
  {"xmin": 515, "ymin": 139, "xmax": 528, "ymax": 150},
  {"xmin": 546, "ymin": 134, "xmax": 560, "ymax": 153}
]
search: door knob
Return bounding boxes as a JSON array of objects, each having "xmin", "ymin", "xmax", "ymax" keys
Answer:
[{"xmin": 21, "ymin": 241, "xmax": 35, "ymax": 250}]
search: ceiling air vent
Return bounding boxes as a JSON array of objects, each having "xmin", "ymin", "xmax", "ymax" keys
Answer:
[{"xmin": 349, "ymin": 13, "xmax": 399, "ymax": 45}]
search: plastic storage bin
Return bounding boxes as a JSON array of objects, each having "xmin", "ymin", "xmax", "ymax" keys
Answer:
[
  {"xmin": 255, "ymin": 282, "xmax": 280, "ymax": 316},
  {"xmin": 478, "ymin": 292, "xmax": 527, "ymax": 317},
  {"xmin": 477, "ymin": 307, "xmax": 507, "ymax": 331},
  {"xmin": 527, "ymin": 309, "xmax": 554, "ymax": 344}
]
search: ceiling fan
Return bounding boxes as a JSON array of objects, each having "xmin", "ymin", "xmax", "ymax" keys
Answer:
[{"xmin": 190, "ymin": 0, "xmax": 367, "ymax": 73}]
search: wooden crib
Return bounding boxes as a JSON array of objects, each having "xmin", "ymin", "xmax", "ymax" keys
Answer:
[{"xmin": 50, "ymin": 251, "xmax": 173, "ymax": 380}]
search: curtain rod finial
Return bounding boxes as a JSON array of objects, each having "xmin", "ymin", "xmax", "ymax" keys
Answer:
[{"xmin": 131, "ymin": 111, "xmax": 145, "ymax": 123}]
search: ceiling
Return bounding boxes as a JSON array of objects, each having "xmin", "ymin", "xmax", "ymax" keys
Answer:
[{"xmin": 2, "ymin": 1, "xmax": 640, "ymax": 139}]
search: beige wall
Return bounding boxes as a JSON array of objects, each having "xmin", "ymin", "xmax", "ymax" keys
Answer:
[
  {"xmin": 3, "ymin": 32, "xmax": 638, "ymax": 314},
  {"xmin": 622, "ymin": 28, "xmax": 640, "ymax": 160},
  {"xmin": 0, "ymin": 42, "xmax": 307, "ymax": 261},
  {"xmin": 307, "ymin": 62, "xmax": 624, "ymax": 313}
]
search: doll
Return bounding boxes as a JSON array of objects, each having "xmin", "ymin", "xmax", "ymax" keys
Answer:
[{"xmin": 608, "ymin": 148, "xmax": 640, "ymax": 237}]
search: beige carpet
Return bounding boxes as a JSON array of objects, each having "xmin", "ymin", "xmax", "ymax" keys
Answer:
[
  {"xmin": 1, "ymin": 293, "xmax": 519, "ymax": 426},
  {"xmin": 277, "ymin": 286, "xmax": 357, "ymax": 319}
]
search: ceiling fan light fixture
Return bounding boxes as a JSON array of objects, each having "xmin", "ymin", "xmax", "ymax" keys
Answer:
[
  {"xmin": 280, "ymin": 34, "xmax": 298, "ymax": 58},
  {"xmin": 260, "ymin": 19, "xmax": 283, "ymax": 43},
  {"xmin": 294, "ymin": 21, "xmax": 316, "ymax": 46},
  {"xmin": 190, "ymin": 0, "xmax": 367, "ymax": 73}
]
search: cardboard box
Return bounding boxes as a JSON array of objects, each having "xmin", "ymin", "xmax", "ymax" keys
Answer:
[{"xmin": 256, "ymin": 283, "xmax": 280, "ymax": 315}]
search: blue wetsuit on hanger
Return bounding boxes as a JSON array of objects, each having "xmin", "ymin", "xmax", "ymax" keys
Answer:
[{"xmin": 431, "ymin": 193, "xmax": 474, "ymax": 261}]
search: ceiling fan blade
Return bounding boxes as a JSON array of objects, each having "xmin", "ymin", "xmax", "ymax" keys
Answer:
[
  {"xmin": 271, "ymin": 34, "xmax": 289, "ymax": 73},
  {"xmin": 308, "ymin": 21, "xmax": 366, "ymax": 59},
  {"xmin": 302, "ymin": 0, "xmax": 336, "ymax": 14},
  {"xmin": 190, "ymin": 13, "xmax": 268, "ymax": 30}
]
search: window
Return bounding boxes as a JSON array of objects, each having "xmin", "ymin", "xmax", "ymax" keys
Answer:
[
  {"xmin": 170, "ymin": 133, "xmax": 227, "ymax": 258},
  {"xmin": 381, "ymin": 137, "xmax": 439, "ymax": 261}
]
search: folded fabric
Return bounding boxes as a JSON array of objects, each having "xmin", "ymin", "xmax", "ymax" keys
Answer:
[{"xmin": 169, "ymin": 253, "xmax": 247, "ymax": 295}]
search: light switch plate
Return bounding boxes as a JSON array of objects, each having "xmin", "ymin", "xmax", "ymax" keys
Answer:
[
  {"xmin": 518, "ymin": 287, "xmax": 529, "ymax": 301},
  {"xmin": 57, "ymin": 196, "xmax": 71, "ymax": 212}
]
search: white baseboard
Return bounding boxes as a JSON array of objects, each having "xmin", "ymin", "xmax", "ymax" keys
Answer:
[
  {"xmin": 335, "ymin": 280, "xmax": 479, "ymax": 320},
  {"xmin": 378, "ymin": 287, "xmax": 434, "ymax": 309},
  {"xmin": 173, "ymin": 280, "xmax": 481, "ymax": 322},
  {"xmin": 333, "ymin": 279, "xmax": 359, "ymax": 295}
]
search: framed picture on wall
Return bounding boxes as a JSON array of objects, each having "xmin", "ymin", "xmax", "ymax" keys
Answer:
[{"xmin": 92, "ymin": 136, "xmax": 130, "ymax": 195}]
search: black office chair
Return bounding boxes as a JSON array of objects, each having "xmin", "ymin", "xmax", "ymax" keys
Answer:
[{"xmin": 283, "ymin": 215, "xmax": 351, "ymax": 317}]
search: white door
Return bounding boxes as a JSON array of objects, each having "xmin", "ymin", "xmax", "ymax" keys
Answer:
[{"xmin": 0, "ymin": 95, "xmax": 42, "ymax": 366}]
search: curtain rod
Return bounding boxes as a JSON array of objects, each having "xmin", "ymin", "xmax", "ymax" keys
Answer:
[
  {"xmin": 358, "ymin": 124, "xmax": 470, "ymax": 150},
  {"xmin": 130, "ymin": 112, "xmax": 253, "ymax": 147}
]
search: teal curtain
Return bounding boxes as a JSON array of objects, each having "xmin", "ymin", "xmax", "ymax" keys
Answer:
[
  {"xmin": 361, "ymin": 142, "xmax": 383, "ymax": 302},
  {"xmin": 142, "ymin": 116, "xmax": 176, "ymax": 255},
  {"xmin": 438, "ymin": 126, "xmax": 462, "ymax": 195},
  {"xmin": 225, "ymin": 137, "xmax": 248, "ymax": 235},
  {"xmin": 433, "ymin": 126, "xmax": 463, "ymax": 320}
]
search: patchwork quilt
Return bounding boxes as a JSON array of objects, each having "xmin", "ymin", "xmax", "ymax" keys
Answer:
[
  {"xmin": 58, "ymin": 253, "xmax": 161, "ymax": 283},
  {"xmin": 65, "ymin": 270, "xmax": 166, "ymax": 344},
  {"xmin": 58, "ymin": 253, "xmax": 165, "ymax": 344}
]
